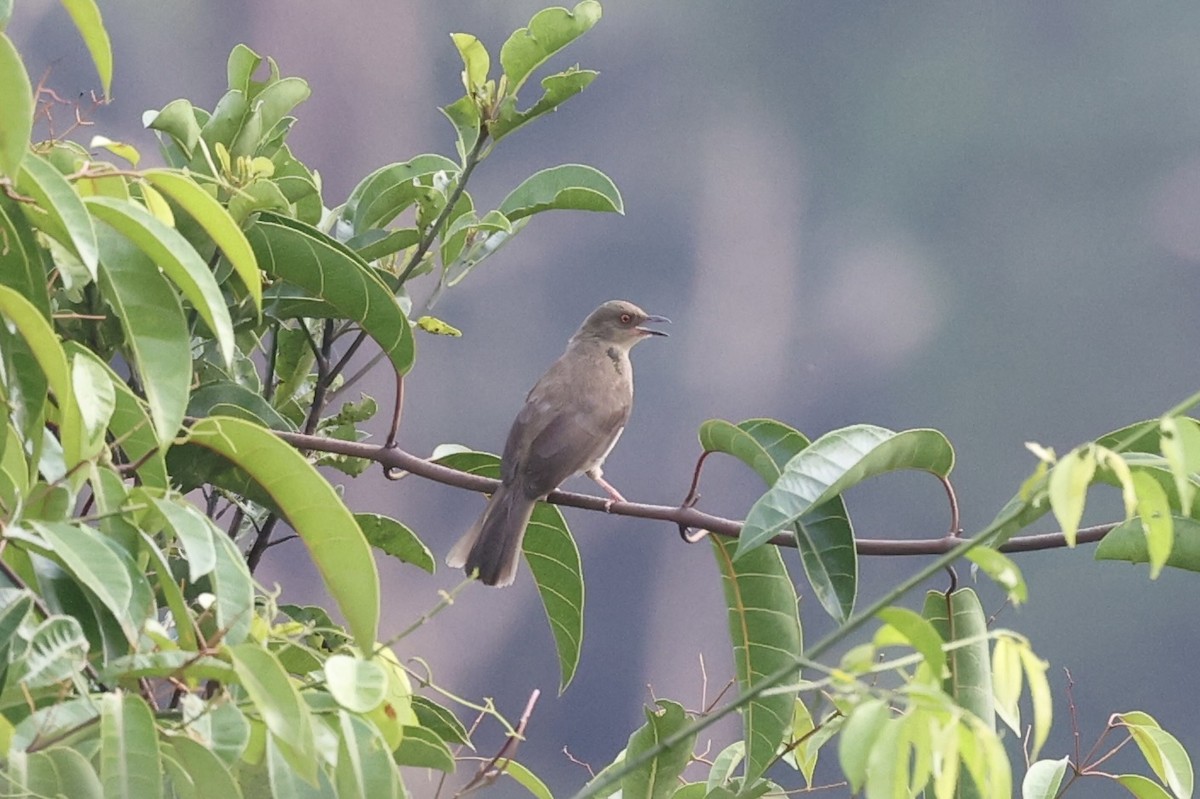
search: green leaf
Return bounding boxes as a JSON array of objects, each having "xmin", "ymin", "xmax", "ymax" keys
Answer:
[
  {"xmin": 1132, "ymin": 470, "xmax": 1173, "ymax": 578},
  {"xmin": 450, "ymin": 32, "xmax": 490, "ymax": 91},
  {"xmin": 699, "ymin": 417, "xmax": 856, "ymax": 621},
  {"xmin": 336, "ymin": 712, "xmax": 401, "ymax": 799},
  {"xmin": 1117, "ymin": 774, "xmax": 1175, "ymax": 799},
  {"xmin": 148, "ymin": 496, "xmax": 218, "ymax": 581},
  {"xmin": 1096, "ymin": 516, "xmax": 1200, "ymax": 573},
  {"xmin": 208, "ymin": 523, "xmax": 255, "ymax": 646},
  {"xmin": 965, "ymin": 545, "xmax": 1028, "ymax": 605},
  {"xmin": 355, "ymin": 512, "xmax": 435, "ymax": 573},
  {"xmin": 393, "ymin": 724, "xmax": 455, "ymax": 772},
  {"xmin": 0, "ymin": 32, "xmax": 31, "ymax": 177},
  {"xmin": 86, "ymin": 195, "xmax": 235, "ymax": 366},
  {"xmin": 1117, "ymin": 712, "xmax": 1193, "ymax": 799},
  {"xmin": 0, "ymin": 193, "xmax": 51, "ymax": 320},
  {"xmin": 136, "ymin": 533, "xmax": 200, "ymax": 653},
  {"xmin": 100, "ymin": 693, "xmax": 163, "ymax": 799},
  {"xmin": 409, "ymin": 695, "xmax": 470, "ymax": 747},
  {"xmin": 620, "ymin": 700, "xmax": 695, "ymax": 799},
  {"xmin": 503, "ymin": 760, "xmax": 554, "ymax": 799},
  {"xmin": 342, "ymin": 154, "xmax": 459, "ymax": 233},
  {"xmin": 246, "ymin": 214, "xmax": 415, "ymax": 376},
  {"xmin": 415, "ymin": 315, "xmax": 463, "ymax": 337},
  {"xmin": 16, "ymin": 153, "xmax": 100, "ymax": 279},
  {"xmin": 492, "ymin": 67, "xmax": 599, "ymax": 141},
  {"xmin": 28, "ymin": 520, "xmax": 135, "ymax": 639},
  {"xmin": 324, "ymin": 654, "xmax": 387, "ymax": 713},
  {"xmin": 711, "ymin": 535, "xmax": 801, "ymax": 784},
  {"xmin": 438, "ymin": 451, "xmax": 584, "ymax": 691},
  {"xmin": 350, "ymin": 227, "xmax": 421, "ymax": 263},
  {"xmin": 1019, "ymin": 644, "xmax": 1052, "ymax": 760},
  {"xmin": 189, "ymin": 380, "xmax": 295, "ymax": 431},
  {"xmin": 145, "ymin": 98, "xmax": 203, "ymax": 159},
  {"xmin": 739, "ymin": 424, "xmax": 954, "ymax": 558},
  {"xmin": 95, "ymin": 222, "xmax": 191, "ymax": 443},
  {"xmin": 169, "ymin": 736, "xmax": 245, "ymax": 799},
  {"xmin": 59, "ymin": 0, "xmax": 112, "ymax": 98},
  {"xmin": 875, "ymin": 606, "xmax": 945, "ymax": 680},
  {"xmin": 0, "ymin": 283, "xmax": 68, "ymax": 402},
  {"xmin": 230, "ymin": 643, "xmax": 317, "ymax": 780},
  {"xmin": 32, "ymin": 748, "xmax": 103, "ymax": 799},
  {"xmin": 1047, "ymin": 444, "xmax": 1097, "ymax": 546},
  {"xmin": 498, "ymin": 163, "xmax": 623, "ymax": 221},
  {"xmin": 923, "ymin": 589, "xmax": 995, "ymax": 729},
  {"xmin": 1022, "ymin": 757, "xmax": 1069, "ymax": 799},
  {"xmin": 70, "ymin": 350, "xmax": 115, "ymax": 461},
  {"xmin": 185, "ymin": 415, "xmax": 379, "ymax": 649},
  {"xmin": 99, "ymin": 651, "xmax": 236, "ymax": 684},
  {"xmin": 440, "ymin": 95, "xmax": 482, "ymax": 162},
  {"xmin": 837, "ymin": 698, "xmax": 889, "ymax": 793},
  {"xmin": 142, "ymin": 168, "xmax": 262, "ymax": 309},
  {"xmin": 499, "ymin": 1, "xmax": 602, "ymax": 95},
  {"xmin": 15, "ymin": 614, "xmax": 89, "ymax": 686}
]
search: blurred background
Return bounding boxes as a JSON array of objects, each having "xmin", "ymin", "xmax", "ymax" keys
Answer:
[{"xmin": 14, "ymin": 2, "xmax": 1200, "ymax": 795}]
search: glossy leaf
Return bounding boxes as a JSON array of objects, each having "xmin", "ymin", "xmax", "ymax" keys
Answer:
[
  {"xmin": 393, "ymin": 724, "xmax": 455, "ymax": 772},
  {"xmin": 170, "ymin": 736, "xmax": 244, "ymax": 799},
  {"xmin": 1019, "ymin": 644, "xmax": 1052, "ymax": 759},
  {"xmin": 336, "ymin": 712, "xmax": 401, "ymax": 799},
  {"xmin": 699, "ymin": 417, "xmax": 856, "ymax": 621},
  {"xmin": 100, "ymin": 693, "xmax": 163, "ymax": 799},
  {"xmin": 0, "ymin": 192, "xmax": 51, "ymax": 319},
  {"xmin": 149, "ymin": 496, "xmax": 217, "ymax": 581},
  {"xmin": 1096, "ymin": 517, "xmax": 1200, "ymax": 573},
  {"xmin": 498, "ymin": 163, "xmax": 623, "ymax": 221},
  {"xmin": 450, "ymin": 32, "xmax": 490, "ymax": 91},
  {"xmin": 186, "ymin": 415, "xmax": 379, "ymax": 649},
  {"xmin": 60, "ymin": 0, "xmax": 112, "ymax": 97},
  {"xmin": 504, "ymin": 760, "xmax": 554, "ymax": 799},
  {"xmin": 620, "ymin": 700, "xmax": 694, "ymax": 799},
  {"xmin": 1117, "ymin": 774, "xmax": 1175, "ymax": 799},
  {"xmin": 189, "ymin": 380, "xmax": 295, "ymax": 431},
  {"xmin": 0, "ymin": 284, "xmax": 69, "ymax": 404},
  {"xmin": 410, "ymin": 695, "xmax": 470, "ymax": 747},
  {"xmin": 1132, "ymin": 470, "xmax": 1173, "ymax": 578},
  {"xmin": 711, "ymin": 535, "xmax": 801, "ymax": 784},
  {"xmin": 16, "ymin": 614, "xmax": 89, "ymax": 687},
  {"xmin": 95, "ymin": 222, "xmax": 191, "ymax": 443},
  {"xmin": 145, "ymin": 98, "xmax": 202, "ymax": 159},
  {"xmin": 86, "ymin": 195, "xmax": 235, "ymax": 366},
  {"xmin": 355, "ymin": 512, "xmax": 435, "ymax": 573},
  {"xmin": 923, "ymin": 589, "xmax": 994, "ymax": 729},
  {"xmin": 342, "ymin": 154, "xmax": 459, "ymax": 233},
  {"xmin": 29, "ymin": 520, "xmax": 135, "ymax": 639},
  {"xmin": 142, "ymin": 168, "xmax": 262, "ymax": 308},
  {"xmin": 230, "ymin": 643, "xmax": 317, "ymax": 780},
  {"xmin": 1117, "ymin": 712, "xmax": 1193, "ymax": 799},
  {"xmin": 876, "ymin": 606, "xmax": 946, "ymax": 679},
  {"xmin": 492, "ymin": 67, "xmax": 599, "ymax": 140},
  {"xmin": 65, "ymin": 342, "xmax": 169, "ymax": 489},
  {"xmin": 965, "ymin": 545, "xmax": 1028, "ymax": 605},
  {"xmin": 0, "ymin": 32, "xmax": 31, "ymax": 177},
  {"xmin": 437, "ymin": 451, "xmax": 584, "ymax": 691},
  {"xmin": 740, "ymin": 424, "xmax": 954, "ymax": 558},
  {"xmin": 324, "ymin": 654, "xmax": 387, "ymax": 713},
  {"xmin": 31, "ymin": 748, "xmax": 103, "ymax": 799},
  {"xmin": 1022, "ymin": 757, "xmax": 1069, "ymax": 799},
  {"xmin": 208, "ymin": 522, "xmax": 256, "ymax": 646},
  {"xmin": 499, "ymin": 1, "xmax": 602, "ymax": 94},
  {"xmin": 246, "ymin": 214, "xmax": 415, "ymax": 376},
  {"xmin": 1047, "ymin": 445, "xmax": 1097, "ymax": 546},
  {"xmin": 16, "ymin": 153, "xmax": 99, "ymax": 278},
  {"xmin": 138, "ymin": 533, "xmax": 200, "ymax": 653},
  {"xmin": 837, "ymin": 697, "xmax": 890, "ymax": 793}
]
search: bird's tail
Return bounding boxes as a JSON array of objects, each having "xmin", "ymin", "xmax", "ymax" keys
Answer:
[{"xmin": 446, "ymin": 484, "xmax": 537, "ymax": 587}]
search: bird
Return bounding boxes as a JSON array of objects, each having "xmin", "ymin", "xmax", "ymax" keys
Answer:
[{"xmin": 447, "ymin": 300, "xmax": 669, "ymax": 586}]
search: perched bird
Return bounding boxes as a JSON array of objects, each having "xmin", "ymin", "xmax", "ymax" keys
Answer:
[{"xmin": 447, "ymin": 300, "xmax": 669, "ymax": 586}]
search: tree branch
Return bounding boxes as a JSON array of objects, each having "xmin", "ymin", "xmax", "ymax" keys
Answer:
[{"xmin": 273, "ymin": 429, "xmax": 1117, "ymax": 556}]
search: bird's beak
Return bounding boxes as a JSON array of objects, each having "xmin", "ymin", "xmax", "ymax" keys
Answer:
[{"xmin": 638, "ymin": 315, "xmax": 670, "ymax": 337}]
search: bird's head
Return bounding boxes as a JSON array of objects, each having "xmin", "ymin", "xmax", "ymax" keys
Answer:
[{"xmin": 574, "ymin": 300, "xmax": 670, "ymax": 348}]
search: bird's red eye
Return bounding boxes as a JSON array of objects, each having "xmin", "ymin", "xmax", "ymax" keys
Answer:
[{"xmin": 620, "ymin": 313, "xmax": 633, "ymax": 324}]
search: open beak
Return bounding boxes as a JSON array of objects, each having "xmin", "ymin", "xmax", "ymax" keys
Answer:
[{"xmin": 638, "ymin": 314, "xmax": 671, "ymax": 337}]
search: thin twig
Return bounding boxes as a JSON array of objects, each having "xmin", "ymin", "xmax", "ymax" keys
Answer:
[{"xmin": 458, "ymin": 689, "xmax": 541, "ymax": 796}]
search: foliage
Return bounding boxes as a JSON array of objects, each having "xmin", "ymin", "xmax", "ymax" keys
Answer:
[{"xmin": 0, "ymin": 1, "xmax": 1196, "ymax": 798}]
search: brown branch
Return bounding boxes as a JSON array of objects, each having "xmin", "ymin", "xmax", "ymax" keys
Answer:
[{"xmin": 273, "ymin": 430, "xmax": 1117, "ymax": 556}]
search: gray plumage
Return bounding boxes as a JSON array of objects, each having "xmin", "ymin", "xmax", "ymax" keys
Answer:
[{"xmin": 447, "ymin": 300, "xmax": 668, "ymax": 586}]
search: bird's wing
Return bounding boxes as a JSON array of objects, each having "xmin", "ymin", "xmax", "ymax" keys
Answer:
[{"xmin": 503, "ymin": 389, "xmax": 630, "ymax": 498}]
